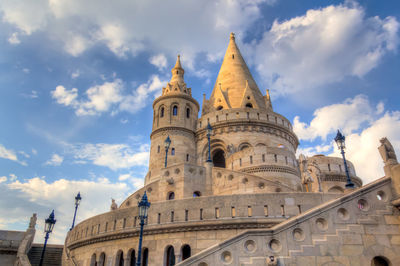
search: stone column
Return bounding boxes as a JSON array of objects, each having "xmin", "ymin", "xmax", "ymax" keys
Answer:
[{"xmin": 205, "ymin": 161, "xmax": 213, "ymax": 195}]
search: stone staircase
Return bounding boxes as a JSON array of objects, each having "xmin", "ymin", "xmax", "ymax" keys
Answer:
[{"xmin": 28, "ymin": 244, "xmax": 63, "ymax": 266}]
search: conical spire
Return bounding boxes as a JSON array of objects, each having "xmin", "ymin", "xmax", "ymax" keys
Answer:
[
  {"xmin": 170, "ymin": 55, "xmax": 185, "ymax": 84},
  {"xmin": 208, "ymin": 33, "xmax": 266, "ymax": 111},
  {"xmin": 161, "ymin": 55, "xmax": 191, "ymax": 96}
]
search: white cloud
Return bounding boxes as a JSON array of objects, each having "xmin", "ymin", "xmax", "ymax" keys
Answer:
[
  {"xmin": 251, "ymin": 3, "xmax": 399, "ymax": 96},
  {"xmin": 52, "ymin": 76, "xmax": 166, "ymax": 116},
  {"xmin": 70, "ymin": 143, "xmax": 149, "ymax": 170},
  {"xmin": 1, "ymin": 0, "xmax": 274, "ymax": 66},
  {"xmin": 71, "ymin": 70, "xmax": 80, "ymax": 79},
  {"xmin": 3, "ymin": 176, "xmax": 132, "ymax": 244},
  {"xmin": 0, "ymin": 176, "xmax": 7, "ymax": 183},
  {"xmin": 22, "ymin": 68, "xmax": 30, "ymax": 74},
  {"xmin": 8, "ymin": 32, "xmax": 20, "ymax": 44},
  {"xmin": 31, "ymin": 148, "xmax": 37, "ymax": 155},
  {"xmin": 149, "ymin": 54, "xmax": 167, "ymax": 70},
  {"xmin": 45, "ymin": 153, "xmax": 64, "ymax": 166},
  {"xmin": 51, "ymin": 85, "xmax": 78, "ymax": 106},
  {"xmin": 294, "ymin": 95, "xmax": 400, "ymax": 184},
  {"xmin": 293, "ymin": 95, "xmax": 381, "ymax": 141},
  {"xmin": 0, "ymin": 144, "xmax": 18, "ymax": 161}
]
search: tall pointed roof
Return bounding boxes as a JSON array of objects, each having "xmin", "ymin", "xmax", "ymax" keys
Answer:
[
  {"xmin": 162, "ymin": 55, "xmax": 192, "ymax": 96},
  {"xmin": 208, "ymin": 33, "xmax": 266, "ymax": 110}
]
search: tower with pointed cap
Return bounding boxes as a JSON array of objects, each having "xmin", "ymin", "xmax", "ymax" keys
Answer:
[{"xmin": 148, "ymin": 55, "xmax": 199, "ymax": 181}]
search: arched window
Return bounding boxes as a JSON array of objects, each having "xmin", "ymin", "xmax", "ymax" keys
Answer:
[
  {"xmin": 246, "ymin": 103, "xmax": 253, "ymax": 108},
  {"xmin": 171, "ymin": 148, "xmax": 175, "ymax": 155},
  {"xmin": 181, "ymin": 245, "xmax": 191, "ymax": 261},
  {"xmin": 160, "ymin": 107, "xmax": 164, "ymax": 118},
  {"xmin": 157, "ymin": 145, "xmax": 160, "ymax": 153},
  {"xmin": 90, "ymin": 253, "xmax": 97, "ymax": 266},
  {"xmin": 130, "ymin": 250, "xmax": 136, "ymax": 266},
  {"xmin": 217, "ymin": 106, "xmax": 223, "ymax": 110},
  {"xmin": 186, "ymin": 108, "xmax": 190, "ymax": 118},
  {"xmin": 165, "ymin": 246, "xmax": 175, "ymax": 266},
  {"xmin": 193, "ymin": 191, "xmax": 201, "ymax": 197},
  {"xmin": 168, "ymin": 192, "xmax": 175, "ymax": 200},
  {"xmin": 116, "ymin": 251, "xmax": 124, "ymax": 266},
  {"xmin": 99, "ymin": 253, "xmax": 106, "ymax": 266},
  {"xmin": 371, "ymin": 256, "xmax": 389, "ymax": 266},
  {"xmin": 142, "ymin": 248, "xmax": 149, "ymax": 266},
  {"xmin": 173, "ymin": 106, "xmax": 178, "ymax": 116}
]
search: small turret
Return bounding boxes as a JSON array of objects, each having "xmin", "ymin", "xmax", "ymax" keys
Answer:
[{"xmin": 162, "ymin": 55, "xmax": 191, "ymax": 96}]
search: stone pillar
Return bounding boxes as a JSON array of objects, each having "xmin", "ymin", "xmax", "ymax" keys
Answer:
[
  {"xmin": 175, "ymin": 251, "xmax": 182, "ymax": 263},
  {"xmin": 391, "ymin": 164, "xmax": 400, "ymax": 199},
  {"xmin": 205, "ymin": 162, "xmax": 213, "ymax": 195}
]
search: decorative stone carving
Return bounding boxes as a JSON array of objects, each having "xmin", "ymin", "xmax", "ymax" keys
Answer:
[
  {"xmin": 110, "ymin": 199, "xmax": 118, "ymax": 211},
  {"xmin": 29, "ymin": 213, "xmax": 37, "ymax": 229},
  {"xmin": 379, "ymin": 137, "xmax": 398, "ymax": 165}
]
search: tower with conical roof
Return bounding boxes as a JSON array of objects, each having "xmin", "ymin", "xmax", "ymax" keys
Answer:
[{"xmin": 148, "ymin": 55, "xmax": 199, "ymax": 182}]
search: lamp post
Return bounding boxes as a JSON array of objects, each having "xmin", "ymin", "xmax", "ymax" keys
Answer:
[
  {"xmin": 164, "ymin": 136, "xmax": 171, "ymax": 167},
  {"xmin": 70, "ymin": 192, "xmax": 82, "ymax": 230},
  {"xmin": 136, "ymin": 192, "xmax": 151, "ymax": 266},
  {"xmin": 334, "ymin": 130, "xmax": 355, "ymax": 188},
  {"xmin": 39, "ymin": 210, "xmax": 56, "ymax": 266},
  {"xmin": 206, "ymin": 122, "xmax": 213, "ymax": 162}
]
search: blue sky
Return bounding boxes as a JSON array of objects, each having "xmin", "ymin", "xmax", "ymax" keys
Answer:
[{"xmin": 0, "ymin": 0, "xmax": 399, "ymax": 243}]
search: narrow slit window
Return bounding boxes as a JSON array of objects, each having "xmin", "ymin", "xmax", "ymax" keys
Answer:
[
  {"xmin": 328, "ymin": 164, "xmax": 331, "ymax": 171},
  {"xmin": 248, "ymin": 206, "xmax": 252, "ymax": 217},
  {"xmin": 262, "ymin": 154, "xmax": 265, "ymax": 162},
  {"xmin": 186, "ymin": 108, "xmax": 190, "ymax": 118},
  {"xmin": 160, "ymin": 107, "xmax": 164, "ymax": 117},
  {"xmin": 215, "ymin": 208, "xmax": 220, "ymax": 219},
  {"xmin": 157, "ymin": 213, "xmax": 161, "ymax": 224},
  {"xmin": 113, "ymin": 220, "xmax": 116, "ymax": 230},
  {"xmin": 173, "ymin": 106, "xmax": 178, "ymax": 116},
  {"xmin": 171, "ymin": 148, "xmax": 175, "ymax": 155},
  {"xmin": 171, "ymin": 211, "xmax": 174, "ymax": 222},
  {"xmin": 281, "ymin": 205, "xmax": 285, "ymax": 216},
  {"xmin": 240, "ymin": 158, "xmax": 242, "ymax": 167},
  {"xmin": 274, "ymin": 154, "xmax": 277, "ymax": 163},
  {"xmin": 250, "ymin": 155, "xmax": 253, "ymax": 164},
  {"xmin": 185, "ymin": 210, "xmax": 188, "ymax": 221},
  {"xmin": 285, "ymin": 156, "xmax": 288, "ymax": 165},
  {"xmin": 157, "ymin": 145, "xmax": 160, "ymax": 153},
  {"xmin": 339, "ymin": 164, "xmax": 342, "ymax": 172},
  {"xmin": 298, "ymin": 205, "xmax": 301, "ymax": 214},
  {"xmin": 105, "ymin": 222, "xmax": 108, "ymax": 232},
  {"xmin": 264, "ymin": 205, "xmax": 268, "ymax": 217},
  {"xmin": 200, "ymin": 209, "xmax": 203, "ymax": 220},
  {"xmin": 186, "ymin": 154, "xmax": 189, "ymax": 162},
  {"xmin": 123, "ymin": 218, "xmax": 126, "ymax": 228},
  {"xmin": 231, "ymin": 207, "xmax": 236, "ymax": 218},
  {"xmin": 216, "ymin": 115, "xmax": 219, "ymax": 122}
]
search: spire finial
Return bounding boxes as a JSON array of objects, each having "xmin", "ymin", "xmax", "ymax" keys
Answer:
[
  {"xmin": 230, "ymin": 32, "xmax": 235, "ymax": 41},
  {"xmin": 174, "ymin": 54, "xmax": 182, "ymax": 69}
]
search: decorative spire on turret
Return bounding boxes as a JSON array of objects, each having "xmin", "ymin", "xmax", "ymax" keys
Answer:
[
  {"xmin": 162, "ymin": 55, "xmax": 191, "ymax": 96},
  {"xmin": 205, "ymin": 33, "xmax": 267, "ymax": 112},
  {"xmin": 265, "ymin": 89, "xmax": 273, "ymax": 110}
]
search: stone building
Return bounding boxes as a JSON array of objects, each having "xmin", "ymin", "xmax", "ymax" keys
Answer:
[{"xmin": 63, "ymin": 33, "xmax": 400, "ymax": 266}]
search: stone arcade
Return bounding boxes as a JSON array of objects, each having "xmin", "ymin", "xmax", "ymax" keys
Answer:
[{"xmin": 62, "ymin": 33, "xmax": 400, "ymax": 266}]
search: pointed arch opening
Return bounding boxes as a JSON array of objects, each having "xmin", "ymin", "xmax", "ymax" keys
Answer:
[
  {"xmin": 129, "ymin": 249, "xmax": 136, "ymax": 266},
  {"xmin": 371, "ymin": 256, "xmax": 390, "ymax": 266},
  {"xmin": 99, "ymin": 253, "xmax": 105, "ymax": 266},
  {"xmin": 181, "ymin": 244, "xmax": 191, "ymax": 261},
  {"xmin": 90, "ymin": 253, "xmax": 97, "ymax": 266},
  {"xmin": 142, "ymin": 248, "xmax": 149, "ymax": 266},
  {"xmin": 165, "ymin": 246, "xmax": 175, "ymax": 266},
  {"xmin": 212, "ymin": 149, "xmax": 226, "ymax": 168},
  {"xmin": 245, "ymin": 103, "xmax": 253, "ymax": 108},
  {"xmin": 116, "ymin": 250, "xmax": 124, "ymax": 266}
]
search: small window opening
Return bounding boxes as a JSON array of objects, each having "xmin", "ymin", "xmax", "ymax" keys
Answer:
[
  {"xmin": 158, "ymin": 213, "xmax": 161, "ymax": 224},
  {"xmin": 274, "ymin": 154, "xmax": 277, "ymax": 163},
  {"xmin": 215, "ymin": 208, "xmax": 220, "ymax": 219},
  {"xmin": 264, "ymin": 205, "xmax": 269, "ymax": 216},
  {"xmin": 248, "ymin": 206, "xmax": 252, "ymax": 217},
  {"xmin": 257, "ymin": 113, "xmax": 260, "ymax": 120},
  {"xmin": 186, "ymin": 154, "xmax": 189, "ymax": 162},
  {"xmin": 232, "ymin": 54, "xmax": 234, "ymax": 59},
  {"xmin": 328, "ymin": 164, "xmax": 331, "ymax": 171},
  {"xmin": 239, "ymin": 158, "xmax": 242, "ymax": 167},
  {"xmin": 285, "ymin": 156, "xmax": 288, "ymax": 165},
  {"xmin": 185, "ymin": 210, "xmax": 188, "ymax": 221},
  {"xmin": 168, "ymin": 192, "xmax": 175, "ymax": 200},
  {"xmin": 339, "ymin": 164, "xmax": 342, "ymax": 172},
  {"xmin": 216, "ymin": 115, "xmax": 219, "ymax": 122},
  {"xmin": 123, "ymin": 218, "xmax": 126, "ymax": 228},
  {"xmin": 171, "ymin": 148, "xmax": 175, "ymax": 155},
  {"xmin": 171, "ymin": 211, "xmax": 174, "ymax": 222},
  {"xmin": 217, "ymin": 106, "xmax": 223, "ymax": 110},
  {"xmin": 200, "ymin": 208, "xmax": 203, "ymax": 220},
  {"xmin": 262, "ymin": 154, "xmax": 265, "ymax": 162},
  {"xmin": 247, "ymin": 112, "xmax": 250, "ymax": 119},
  {"xmin": 231, "ymin": 207, "xmax": 236, "ymax": 218},
  {"xmin": 105, "ymin": 222, "xmax": 108, "ymax": 232},
  {"xmin": 157, "ymin": 145, "xmax": 160, "ymax": 153},
  {"xmin": 246, "ymin": 103, "xmax": 253, "ymax": 108},
  {"xmin": 193, "ymin": 191, "xmax": 201, "ymax": 197},
  {"xmin": 298, "ymin": 205, "xmax": 301, "ymax": 214},
  {"xmin": 250, "ymin": 155, "xmax": 253, "ymax": 164},
  {"xmin": 113, "ymin": 220, "xmax": 116, "ymax": 230},
  {"xmin": 173, "ymin": 106, "xmax": 178, "ymax": 116},
  {"xmin": 186, "ymin": 108, "xmax": 190, "ymax": 118},
  {"xmin": 281, "ymin": 205, "xmax": 285, "ymax": 216},
  {"xmin": 160, "ymin": 107, "xmax": 164, "ymax": 118}
]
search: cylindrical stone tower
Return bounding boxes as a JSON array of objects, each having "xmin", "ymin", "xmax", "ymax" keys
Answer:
[{"xmin": 147, "ymin": 56, "xmax": 199, "ymax": 183}]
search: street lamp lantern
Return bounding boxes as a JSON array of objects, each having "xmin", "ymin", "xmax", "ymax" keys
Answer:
[
  {"xmin": 334, "ymin": 130, "xmax": 345, "ymax": 150},
  {"xmin": 39, "ymin": 210, "xmax": 56, "ymax": 266},
  {"xmin": 75, "ymin": 192, "xmax": 82, "ymax": 205},
  {"xmin": 136, "ymin": 192, "xmax": 151, "ymax": 266},
  {"xmin": 44, "ymin": 210, "xmax": 56, "ymax": 233},
  {"xmin": 164, "ymin": 136, "xmax": 171, "ymax": 168},
  {"xmin": 206, "ymin": 122, "xmax": 213, "ymax": 162},
  {"xmin": 70, "ymin": 192, "xmax": 82, "ymax": 230},
  {"xmin": 334, "ymin": 130, "xmax": 354, "ymax": 189}
]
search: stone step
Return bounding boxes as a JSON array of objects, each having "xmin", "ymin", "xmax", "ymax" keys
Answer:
[{"xmin": 28, "ymin": 246, "xmax": 63, "ymax": 266}]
